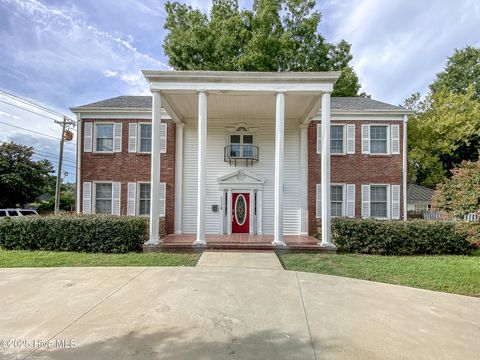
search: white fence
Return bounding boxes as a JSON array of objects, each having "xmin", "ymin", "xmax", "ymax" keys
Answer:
[{"xmin": 421, "ymin": 211, "xmax": 479, "ymax": 222}]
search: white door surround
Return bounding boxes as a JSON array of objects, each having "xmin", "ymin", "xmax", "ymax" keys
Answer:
[{"xmin": 218, "ymin": 170, "xmax": 264, "ymax": 236}]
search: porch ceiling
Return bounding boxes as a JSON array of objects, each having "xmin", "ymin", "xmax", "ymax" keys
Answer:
[
  {"xmin": 143, "ymin": 70, "xmax": 341, "ymax": 123},
  {"xmin": 161, "ymin": 92, "xmax": 321, "ymax": 122}
]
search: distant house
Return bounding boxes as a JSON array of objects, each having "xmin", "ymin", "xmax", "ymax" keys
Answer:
[{"xmin": 408, "ymin": 184, "xmax": 434, "ymax": 212}]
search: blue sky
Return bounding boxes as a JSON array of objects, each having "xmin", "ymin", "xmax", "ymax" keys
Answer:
[{"xmin": 0, "ymin": 0, "xmax": 479, "ymax": 182}]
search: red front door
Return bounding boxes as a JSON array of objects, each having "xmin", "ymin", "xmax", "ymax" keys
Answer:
[{"xmin": 232, "ymin": 193, "xmax": 249, "ymax": 233}]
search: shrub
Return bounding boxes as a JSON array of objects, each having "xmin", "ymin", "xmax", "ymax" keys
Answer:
[
  {"xmin": 0, "ymin": 215, "xmax": 148, "ymax": 253},
  {"xmin": 331, "ymin": 218, "xmax": 476, "ymax": 255}
]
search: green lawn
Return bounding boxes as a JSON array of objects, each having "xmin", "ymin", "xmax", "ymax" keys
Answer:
[
  {"xmin": 0, "ymin": 250, "xmax": 200, "ymax": 267},
  {"xmin": 279, "ymin": 253, "xmax": 480, "ymax": 297}
]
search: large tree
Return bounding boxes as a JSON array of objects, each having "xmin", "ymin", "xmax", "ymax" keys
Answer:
[
  {"xmin": 406, "ymin": 46, "xmax": 480, "ymax": 188},
  {"xmin": 433, "ymin": 159, "xmax": 480, "ymax": 217},
  {"xmin": 430, "ymin": 46, "xmax": 480, "ymax": 100},
  {"xmin": 163, "ymin": 0, "xmax": 361, "ymax": 96},
  {"xmin": 0, "ymin": 142, "xmax": 54, "ymax": 207}
]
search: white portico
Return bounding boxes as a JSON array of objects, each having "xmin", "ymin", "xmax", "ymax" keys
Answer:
[{"xmin": 142, "ymin": 71, "xmax": 340, "ymax": 248}]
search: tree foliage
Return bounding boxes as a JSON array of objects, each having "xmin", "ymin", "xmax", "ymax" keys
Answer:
[
  {"xmin": 163, "ymin": 0, "xmax": 360, "ymax": 96},
  {"xmin": 433, "ymin": 159, "xmax": 480, "ymax": 217},
  {"xmin": 430, "ymin": 46, "xmax": 480, "ymax": 100},
  {"xmin": 0, "ymin": 142, "xmax": 54, "ymax": 208},
  {"xmin": 406, "ymin": 46, "xmax": 480, "ymax": 188}
]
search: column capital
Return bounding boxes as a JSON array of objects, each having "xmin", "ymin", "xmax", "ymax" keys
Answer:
[
  {"xmin": 176, "ymin": 122, "xmax": 185, "ymax": 128},
  {"xmin": 299, "ymin": 123, "xmax": 309, "ymax": 129},
  {"xmin": 197, "ymin": 89, "xmax": 208, "ymax": 95}
]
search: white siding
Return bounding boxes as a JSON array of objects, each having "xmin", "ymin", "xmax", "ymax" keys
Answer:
[{"xmin": 182, "ymin": 117, "xmax": 301, "ymax": 235}]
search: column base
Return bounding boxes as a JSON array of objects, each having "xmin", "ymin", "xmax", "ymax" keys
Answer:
[
  {"xmin": 144, "ymin": 238, "xmax": 162, "ymax": 246},
  {"xmin": 193, "ymin": 239, "xmax": 207, "ymax": 247},
  {"xmin": 317, "ymin": 242, "xmax": 337, "ymax": 251},
  {"xmin": 271, "ymin": 240, "xmax": 287, "ymax": 248}
]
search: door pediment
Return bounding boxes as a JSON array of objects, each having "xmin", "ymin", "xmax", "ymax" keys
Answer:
[{"xmin": 217, "ymin": 170, "xmax": 265, "ymax": 188}]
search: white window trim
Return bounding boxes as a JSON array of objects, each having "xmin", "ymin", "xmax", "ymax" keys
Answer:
[
  {"xmin": 228, "ymin": 131, "xmax": 255, "ymax": 158},
  {"xmin": 94, "ymin": 122, "xmax": 115, "ymax": 153},
  {"xmin": 331, "ymin": 183, "xmax": 346, "ymax": 217},
  {"xmin": 369, "ymin": 183, "xmax": 391, "ymax": 219},
  {"xmin": 137, "ymin": 181, "xmax": 150, "ymax": 216},
  {"xmin": 330, "ymin": 124, "xmax": 347, "ymax": 155},
  {"xmin": 316, "ymin": 183, "xmax": 346, "ymax": 218},
  {"xmin": 369, "ymin": 124, "xmax": 391, "ymax": 156},
  {"xmin": 93, "ymin": 181, "xmax": 113, "ymax": 214},
  {"xmin": 137, "ymin": 123, "xmax": 152, "ymax": 153}
]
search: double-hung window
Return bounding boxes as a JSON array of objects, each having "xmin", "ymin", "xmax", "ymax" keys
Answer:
[
  {"xmin": 95, "ymin": 183, "xmax": 112, "ymax": 214},
  {"xmin": 370, "ymin": 125, "xmax": 388, "ymax": 154},
  {"xmin": 370, "ymin": 185, "xmax": 388, "ymax": 218},
  {"xmin": 139, "ymin": 124, "xmax": 152, "ymax": 153},
  {"xmin": 330, "ymin": 125, "xmax": 344, "ymax": 154},
  {"xmin": 331, "ymin": 185, "xmax": 344, "ymax": 217},
  {"xmin": 138, "ymin": 183, "xmax": 151, "ymax": 215},
  {"xmin": 95, "ymin": 124, "xmax": 114, "ymax": 152}
]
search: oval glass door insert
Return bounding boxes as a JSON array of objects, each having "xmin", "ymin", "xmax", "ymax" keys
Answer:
[{"xmin": 235, "ymin": 194, "xmax": 247, "ymax": 225}]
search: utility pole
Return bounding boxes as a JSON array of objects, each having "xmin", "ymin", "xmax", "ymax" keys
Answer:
[{"xmin": 54, "ymin": 116, "xmax": 76, "ymax": 215}]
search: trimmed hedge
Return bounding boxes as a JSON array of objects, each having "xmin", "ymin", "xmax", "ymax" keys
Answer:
[
  {"xmin": 0, "ymin": 215, "xmax": 148, "ymax": 253},
  {"xmin": 331, "ymin": 218, "xmax": 476, "ymax": 255}
]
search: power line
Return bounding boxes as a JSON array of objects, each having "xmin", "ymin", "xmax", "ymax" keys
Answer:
[
  {"xmin": 0, "ymin": 99, "xmax": 70, "ymax": 124},
  {"xmin": 0, "ymin": 121, "xmax": 75, "ymax": 146},
  {"xmin": 34, "ymin": 150, "xmax": 76, "ymax": 165},
  {"xmin": 31, "ymin": 155, "xmax": 76, "ymax": 170},
  {"xmin": 0, "ymin": 120, "xmax": 59, "ymax": 140},
  {"xmin": 0, "ymin": 89, "xmax": 73, "ymax": 120}
]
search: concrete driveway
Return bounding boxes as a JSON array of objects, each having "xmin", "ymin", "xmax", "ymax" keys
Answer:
[{"xmin": 0, "ymin": 252, "xmax": 479, "ymax": 360}]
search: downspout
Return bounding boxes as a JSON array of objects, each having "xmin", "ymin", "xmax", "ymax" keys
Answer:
[
  {"xmin": 403, "ymin": 114, "xmax": 408, "ymax": 221},
  {"xmin": 76, "ymin": 113, "xmax": 82, "ymax": 214}
]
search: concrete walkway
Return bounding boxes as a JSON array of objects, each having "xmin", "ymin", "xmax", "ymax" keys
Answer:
[
  {"xmin": 196, "ymin": 251, "xmax": 283, "ymax": 270},
  {"xmin": 0, "ymin": 263, "xmax": 478, "ymax": 360}
]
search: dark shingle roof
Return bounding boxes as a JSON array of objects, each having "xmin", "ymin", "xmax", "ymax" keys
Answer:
[
  {"xmin": 408, "ymin": 184, "xmax": 435, "ymax": 202},
  {"xmin": 72, "ymin": 95, "xmax": 152, "ymax": 110},
  {"xmin": 72, "ymin": 95, "xmax": 406, "ymax": 112},
  {"xmin": 330, "ymin": 97, "xmax": 404, "ymax": 111}
]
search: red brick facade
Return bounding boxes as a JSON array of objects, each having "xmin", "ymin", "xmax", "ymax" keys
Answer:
[
  {"xmin": 79, "ymin": 117, "xmax": 404, "ymax": 236},
  {"xmin": 308, "ymin": 120, "xmax": 405, "ymax": 234},
  {"xmin": 79, "ymin": 119, "xmax": 176, "ymax": 234}
]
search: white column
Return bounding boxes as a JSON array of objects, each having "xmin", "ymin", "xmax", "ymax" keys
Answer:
[
  {"xmin": 403, "ymin": 114, "xmax": 408, "ymax": 222},
  {"xmin": 320, "ymin": 92, "xmax": 334, "ymax": 248},
  {"xmin": 174, "ymin": 123, "xmax": 184, "ymax": 234},
  {"xmin": 299, "ymin": 124, "xmax": 308, "ymax": 235},
  {"xmin": 272, "ymin": 92, "xmax": 286, "ymax": 246},
  {"xmin": 76, "ymin": 115, "xmax": 82, "ymax": 214},
  {"xmin": 227, "ymin": 189, "xmax": 232, "ymax": 235},
  {"xmin": 194, "ymin": 91, "xmax": 208, "ymax": 245},
  {"xmin": 147, "ymin": 91, "xmax": 162, "ymax": 244}
]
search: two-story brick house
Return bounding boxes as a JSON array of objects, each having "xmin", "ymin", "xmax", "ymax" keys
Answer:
[{"xmin": 71, "ymin": 71, "xmax": 409, "ymax": 249}]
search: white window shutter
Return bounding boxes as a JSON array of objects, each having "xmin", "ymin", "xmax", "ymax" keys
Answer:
[
  {"xmin": 82, "ymin": 182, "xmax": 92, "ymax": 214},
  {"xmin": 127, "ymin": 182, "xmax": 136, "ymax": 216},
  {"xmin": 316, "ymin": 123, "xmax": 322, "ymax": 154},
  {"xmin": 391, "ymin": 184, "xmax": 401, "ymax": 219},
  {"xmin": 113, "ymin": 123, "xmax": 122, "ymax": 152},
  {"xmin": 83, "ymin": 122, "xmax": 93, "ymax": 152},
  {"xmin": 160, "ymin": 123, "xmax": 167, "ymax": 153},
  {"xmin": 112, "ymin": 182, "xmax": 121, "ymax": 215},
  {"xmin": 128, "ymin": 123, "xmax": 137, "ymax": 153},
  {"xmin": 159, "ymin": 182, "xmax": 166, "ymax": 217},
  {"xmin": 346, "ymin": 184, "xmax": 355, "ymax": 218},
  {"xmin": 346, "ymin": 124, "xmax": 355, "ymax": 154},
  {"xmin": 391, "ymin": 124, "xmax": 400, "ymax": 155},
  {"xmin": 316, "ymin": 183, "xmax": 322, "ymax": 218},
  {"xmin": 361, "ymin": 185, "xmax": 370, "ymax": 218},
  {"xmin": 361, "ymin": 124, "xmax": 370, "ymax": 154}
]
